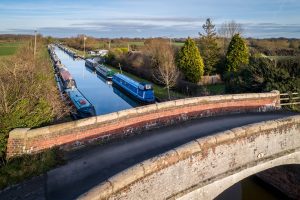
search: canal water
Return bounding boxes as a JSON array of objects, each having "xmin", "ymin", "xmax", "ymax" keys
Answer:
[{"xmin": 54, "ymin": 47, "xmax": 140, "ymax": 115}]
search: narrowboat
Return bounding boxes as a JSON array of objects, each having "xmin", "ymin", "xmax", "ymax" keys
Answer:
[
  {"xmin": 95, "ymin": 64, "xmax": 115, "ymax": 80},
  {"xmin": 65, "ymin": 88, "xmax": 96, "ymax": 119},
  {"xmin": 54, "ymin": 63, "xmax": 65, "ymax": 73},
  {"xmin": 85, "ymin": 59, "xmax": 99, "ymax": 69},
  {"xmin": 112, "ymin": 73, "xmax": 155, "ymax": 103},
  {"xmin": 58, "ymin": 68, "xmax": 77, "ymax": 90}
]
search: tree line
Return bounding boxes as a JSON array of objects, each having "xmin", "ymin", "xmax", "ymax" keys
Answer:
[
  {"xmin": 105, "ymin": 18, "xmax": 299, "ymax": 105},
  {"xmin": 105, "ymin": 19, "xmax": 248, "ymax": 97}
]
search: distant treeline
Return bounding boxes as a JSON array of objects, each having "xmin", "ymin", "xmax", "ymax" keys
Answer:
[
  {"xmin": 0, "ymin": 34, "xmax": 33, "ymax": 42},
  {"xmin": 58, "ymin": 35, "xmax": 300, "ymax": 56},
  {"xmin": 2, "ymin": 34, "xmax": 299, "ymax": 56}
]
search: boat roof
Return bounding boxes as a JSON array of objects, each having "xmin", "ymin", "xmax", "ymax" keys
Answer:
[
  {"xmin": 86, "ymin": 59, "xmax": 98, "ymax": 64},
  {"xmin": 114, "ymin": 73, "xmax": 143, "ymax": 88},
  {"xmin": 96, "ymin": 65, "xmax": 112, "ymax": 72},
  {"xmin": 60, "ymin": 70, "xmax": 73, "ymax": 81},
  {"xmin": 65, "ymin": 88, "xmax": 93, "ymax": 109}
]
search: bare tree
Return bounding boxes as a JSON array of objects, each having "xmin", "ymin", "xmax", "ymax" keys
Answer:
[
  {"xmin": 144, "ymin": 39, "xmax": 179, "ymax": 100},
  {"xmin": 219, "ymin": 20, "xmax": 243, "ymax": 39},
  {"xmin": 218, "ymin": 20, "xmax": 243, "ymax": 54}
]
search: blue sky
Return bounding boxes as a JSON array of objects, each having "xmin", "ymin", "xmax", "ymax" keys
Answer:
[{"xmin": 0, "ymin": 0, "xmax": 300, "ymax": 38}]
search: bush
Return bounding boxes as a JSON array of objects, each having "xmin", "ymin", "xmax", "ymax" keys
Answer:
[
  {"xmin": 224, "ymin": 57, "xmax": 300, "ymax": 95},
  {"xmin": 0, "ymin": 149, "xmax": 63, "ymax": 190},
  {"xmin": 0, "ymin": 41, "xmax": 65, "ymax": 160}
]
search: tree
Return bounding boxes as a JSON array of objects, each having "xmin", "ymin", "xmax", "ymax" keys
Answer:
[
  {"xmin": 218, "ymin": 21, "xmax": 243, "ymax": 55},
  {"xmin": 224, "ymin": 57, "xmax": 300, "ymax": 96},
  {"xmin": 144, "ymin": 39, "xmax": 179, "ymax": 100},
  {"xmin": 176, "ymin": 37, "xmax": 204, "ymax": 83},
  {"xmin": 199, "ymin": 18, "xmax": 220, "ymax": 75},
  {"xmin": 225, "ymin": 34, "xmax": 249, "ymax": 72},
  {"xmin": 219, "ymin": 20, "xmax": 243, "ymax": 39}
]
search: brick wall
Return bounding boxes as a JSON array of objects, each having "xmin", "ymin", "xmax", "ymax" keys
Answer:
[{"xmin": 6, "ymin": 91, "xmax": 281, "ymax": 159}]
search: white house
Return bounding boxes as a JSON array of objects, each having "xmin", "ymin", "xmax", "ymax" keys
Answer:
[
  {"xmin": 97, "ymin": 50, "xmax": 109, "ymax": 56},
  {"xmin": 88, "ymin": 51, "xmax": 96, "ymax": 55}
]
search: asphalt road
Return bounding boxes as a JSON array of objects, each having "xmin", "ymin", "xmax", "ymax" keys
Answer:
[{"xmin": 0, "ymin": 112, "xmax": 296, "ymax": 200}]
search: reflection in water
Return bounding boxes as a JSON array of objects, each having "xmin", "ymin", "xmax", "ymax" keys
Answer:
[
  {"xmin": 96, "ymin": 74, "xmax": 112, "ymax": 85},
  {"xmin": 216, "ymin": 176, "xmax": 289, "ymax": 200},
  {"xmin": 113, "ymin": 87, "xmax": 141, "ymax": 108},
  {"xmin": 54, "ymin": 47, "xmax": 141, "ymax": 115}
]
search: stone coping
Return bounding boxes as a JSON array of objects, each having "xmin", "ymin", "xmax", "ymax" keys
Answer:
[{"xmin": 10, "ymin": 91, "xmax": 280, "ymax": 139}]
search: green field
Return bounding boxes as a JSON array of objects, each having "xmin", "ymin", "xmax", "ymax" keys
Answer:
[
  {"xmin": 267, "ymin": 55, "xmax": 299, "ymax": 61},
  {"xmin": 256, "ymin": 53, "xmax": 299, "ymax": 61},
  {"xmin": 204, "ymin": 84, "xmax": 226, "ymax": 95},
  {"xmin": 0, "ymin": 42, "xmax": 22, "ymax": 56}
]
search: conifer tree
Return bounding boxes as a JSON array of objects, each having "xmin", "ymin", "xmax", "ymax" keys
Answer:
[
  {"xmin": 199, "ymin": 18, "xmax": 220, "ymax": 75},
  {"xmin": 177, "ymin": 37, "xmax": 204, "ymax": 83},
  {"xmin": 225, "ymin": 34, "xmax": 249, "ymax": 72}
]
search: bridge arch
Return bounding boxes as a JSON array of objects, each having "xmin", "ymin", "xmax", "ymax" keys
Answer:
[
  {"xmin": 214, "ymin": 163, "xmax": 300, "ymax": 200},
  {"xmin": 79, "ymin": 115, "xmax": 300, "ymax": 200},
  {"xmin": 179, "ymin": 154, "xmax": 300, "ymax": 200}
]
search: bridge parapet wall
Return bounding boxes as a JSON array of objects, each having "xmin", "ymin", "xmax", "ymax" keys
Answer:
[
  {"xmin": 79, "ymin": 115, "xmax": 300, "ymax": 200},
  {"xmin": 7, "ymin": 91, "xmax": 280, "ymax": 159}
]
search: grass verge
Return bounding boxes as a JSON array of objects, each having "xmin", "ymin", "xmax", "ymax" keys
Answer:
[
  {"xmin": 0, "ymin": 149, "xmax": 64, "ymax": 190},
  {"xmin": 204, "ymin": 84, "xmax": 226, "ymax": 95}
]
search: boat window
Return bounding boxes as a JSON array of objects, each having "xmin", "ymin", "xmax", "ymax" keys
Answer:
[
  {"xmin": 139, "ymin": 85, "xmax": 145, "ymax": 90},
  {"xmin": 145, "ymin": 84, "xmax": 152, "ymax": 90}
]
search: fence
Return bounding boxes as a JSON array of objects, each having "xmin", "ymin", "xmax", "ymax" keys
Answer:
[{"xmin": 280, "ymin": 92, "xmax": 300, "ymax": 106}]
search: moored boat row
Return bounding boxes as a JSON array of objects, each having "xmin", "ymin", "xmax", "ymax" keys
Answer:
[
  {"xmin": 49, "ymin": 43, "xmax": 156, "ymax": 118},
  {"xmin": 56, "ymin": 44, "xmax": 79, "ymax": 58},
  {"xmin": 48, "ymin": 44, "xmax": 96, "ymax": 119},
  {"xmin": 85, "ymin": 59, "xmax": 115, "ymax": 80}
]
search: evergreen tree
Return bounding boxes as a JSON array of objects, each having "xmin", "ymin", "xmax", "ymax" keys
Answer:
[
  {"xmin": 177, "ymin": 37, "xmax": 204, "ymax": 83},
  {"xmin": 225, "ymin": 34, "xmax": 249, "ymax": 72},
  {"xmin": 199, "ymin": 18, "xmax": 220, "ymax": 75}
]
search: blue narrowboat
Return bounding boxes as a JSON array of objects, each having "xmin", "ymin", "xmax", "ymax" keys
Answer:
[
  {"xmin": 65, "ymin": 88, "xmax": 96, "ymax": 118},
  {"xmin": 85, "ymin": 59, "xmax": 99, "ymax": 69},
  {"xmin": 112, "ymin": 73, "xmax": 155, "ymax": 103}
]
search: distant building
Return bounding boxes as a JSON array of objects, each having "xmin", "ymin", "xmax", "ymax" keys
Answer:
[
  {"xmin": 97, "ymin": 50, "xmax": 109, "ymax": 56},
  {"xmin": 88, "ymin": 51, "xmax": 96, "ymax": 55}
]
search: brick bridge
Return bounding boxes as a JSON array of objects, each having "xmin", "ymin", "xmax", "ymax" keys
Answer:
[
  {"xmin": 7, "ymin": 91, "xmax": 281, "ymax": 158},
  {"xmin": 5, "ymin": 91, "xmax": 300, "ymax": 199}
]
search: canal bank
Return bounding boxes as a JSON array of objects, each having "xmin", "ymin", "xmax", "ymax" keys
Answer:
[{"xmin": 54, "ymin": 47, "xmax": 141, "ymax": 115}]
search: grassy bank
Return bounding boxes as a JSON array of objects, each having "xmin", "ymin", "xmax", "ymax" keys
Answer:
[
  {"xmin": 204, "ymin": 84, "xmax": 226, "ymax": 95},
  {"xmin": 0, "ymin": 149, "xmax": 64, "ymax": 190},
  {"xmin": 0, "ymin": 39, "xmax": 66, "ymax": 190}
]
